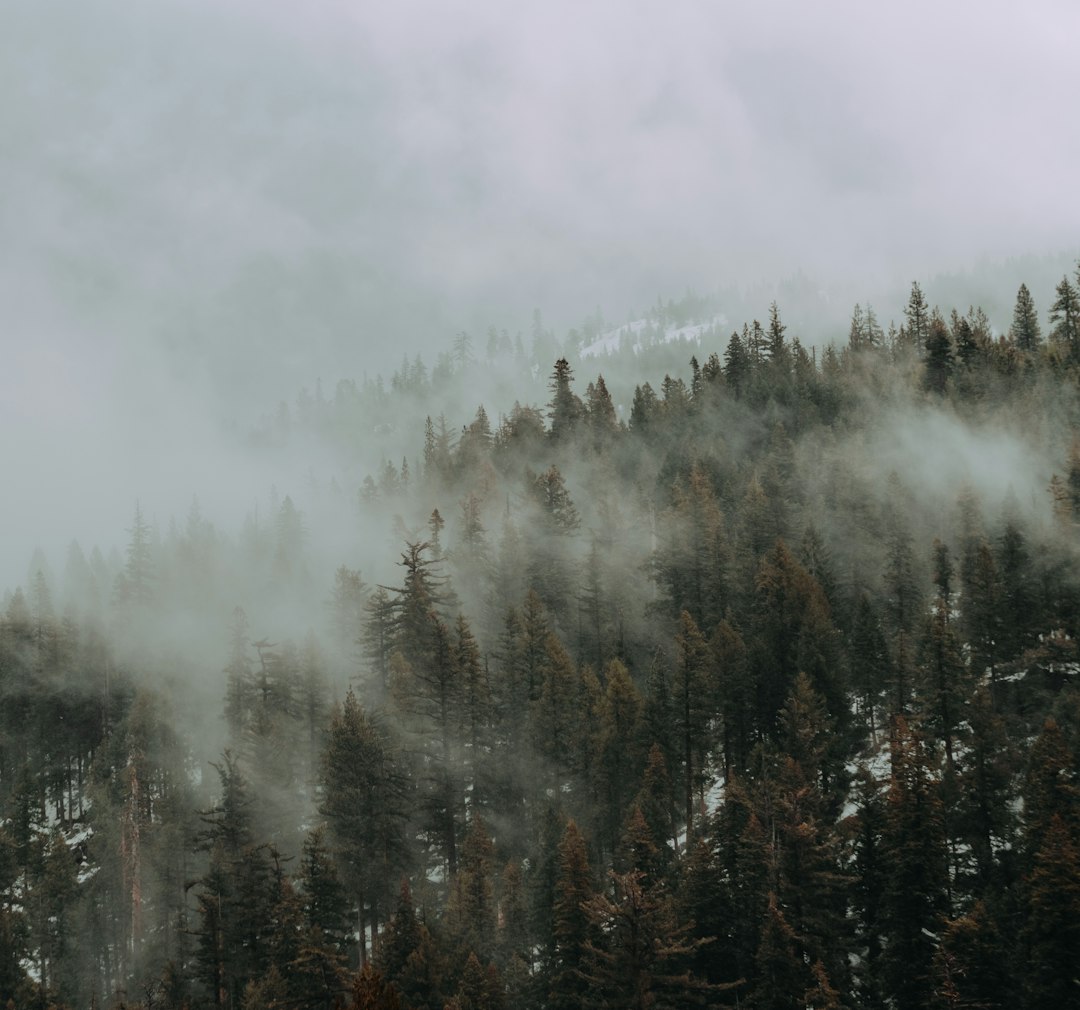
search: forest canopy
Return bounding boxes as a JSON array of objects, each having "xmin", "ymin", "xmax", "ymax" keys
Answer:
[{"xmin": 3, "ymin": 274, "xmax": 1080, "ymax": 1009}]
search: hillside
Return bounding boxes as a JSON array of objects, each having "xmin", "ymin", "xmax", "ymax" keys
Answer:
[{"xmin": 3, "ymin": 276, "xmax": 1080, "ymax": 1009}]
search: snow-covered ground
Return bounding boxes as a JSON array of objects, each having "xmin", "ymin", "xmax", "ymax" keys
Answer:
[{"xmin": 579, "ymin": 316, "xmax": 727, "ymax": 360}]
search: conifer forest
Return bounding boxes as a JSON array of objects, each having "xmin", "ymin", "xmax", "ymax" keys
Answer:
[
  {"xmin": 5, "ymin": 273, "xmax": 1080, "ymax": 1009},
  {"xmin": 8, "ymin": 4, "xmax": 1080, "ymax": 1008}
]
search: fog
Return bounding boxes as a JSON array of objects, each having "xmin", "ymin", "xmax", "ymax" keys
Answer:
[{"xmin": 4, "ymin": 0, "xmax": 1080, "ymax": 587}]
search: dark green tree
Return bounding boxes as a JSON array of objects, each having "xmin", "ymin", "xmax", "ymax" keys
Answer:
[
  {"xmin": 549, "ymin": 820, "xmax": 594, "ymax": 1010},
  {"xmin": 1010, "ymin": 283, "xmax": 1042, "ymax": 351},
  {"xmin": 1048, "ymin": 275, "xmax": 1080, "ymax": 361},
  {"xmin": 548, "ymin": 359, "xmax": 583, "ymax": 441},
  {"xmin": 880, "ymin": 717, "xmax": 949, "ymax": 1010},
  {"xmin": 320, "ymin": 691, "xmax": 411, "ymax": 963}
]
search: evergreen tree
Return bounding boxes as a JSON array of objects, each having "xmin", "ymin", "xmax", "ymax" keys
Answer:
[
  {"xmin": 751, "ymin": 540, "xmax": 843, "ymax": 736},
  {"xmin": 924, "ymin": 314, "xmax": 954, "ymax": 393},
  {"xmin": 932, "ymin": 900, "xmax": 1010, "ymax": 1010},
  {"xmin": 674, "ymin": 611, "xmax": 715, "ymax": 839},
  {"xmin": 361, "ymin": 587, "xmax": 396, "ymax": 696},
  {"xmin": 320, "ymin": 691, "xmax": 411, "ymax": 963},
  {"xmin": 529, "ymin": 632, "xmax": 582, "ymax": 796},
  {"xmin": 548, "ymin": 359, "xmax": 583, "ymax": 441},
  {"xmin": 549, "ymin": 820, "xmax": 594, "ymax": 1010},
  {"xmin": 1010, "ymin": 283, "xmax": 1042, "ymax": 351},
  {"xmin": 751, "ymin": 892, "xmax": 812, "ymax": 1010},
  {"xmin": 996, "ymin": 517, "xmax": 1035, "ymax": 660},
  {"xmin": 298, "ymin": 826, "xmax": 351, "ymax": 958},
  {"xmin": 881, "ymin": 717, "xmax": 949, "ymax": 1010},
  {"xmin": 193, "ymin": 754, "xmax": 277, "ymax": 1010},
  {"xmin": 582, "ymin": 868, "xmax": 712, "ymax": 1010},
  {"xmin": 724, "ymin": 328, "xmax": 752, "ymax": 396},
  {"xmin": 445, "ymin": 817, "xmax": 498, "ymax": 966},
  {"xmin": 629, "ymin": 382, "xmax": 659, "ymax": 431},
  {"xmin": 529, "ymin": 465, "xmax": 581, "ymax": 535},
  {"xmin": 351, "ymin": 962, "xmax": 404, "ymax": 1010},
  {"xmin": 1048, "ymin": 275, "xmax": 1080, "ymax": 361},
  {"xmin": 1020, "ymin": 815, "xmax": 1080, "ymax": 1009},
  {"xmin": 328, "ymin": 565, "xmax": 368, "ymax": 666},
  {"xmin": 115, "ymin": 502, "xmax": 154, "ymax": 609},
  {"xmin": 584, "ymin": 374, "xmax": 618, "ymax": 442},
  {"xmin": 377, "ymin": 879, "xmax": 422, "ymax": 989},
  {"xmin": 652, "ymin": 465, "xmax": 728, "ymax": 632},
  {"xmin": 849, "ymin": 593, "xmax": 889, "ymax": 741},
  {"xmin": 594, "ymin": 660, "xmax": 645, "ymax": 857},
  {"xmin": 904, "ymin": 281, "xmax": 931, "ymax": 354},
  {"xmin": 917, "ymin": 600, "xmax": 969, "ymax": 772}
]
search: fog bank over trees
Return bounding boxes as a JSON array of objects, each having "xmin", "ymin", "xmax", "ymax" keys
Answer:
[
  {"xmin": 5, "ymin": 2, "xmax": 1080, "ymax": 1006},
  {"xmin": 5, "ymin": 270, "xmax": 1080, "ymax": 1006}
]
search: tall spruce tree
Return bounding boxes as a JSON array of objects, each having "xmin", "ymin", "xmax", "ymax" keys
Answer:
[{"xmin": 1010, "ymin": 283, "xmax": 1042, "ymax": 351}]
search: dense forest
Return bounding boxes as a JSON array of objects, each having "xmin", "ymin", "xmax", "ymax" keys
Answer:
[{"xmin": 4, "ymin": 271, "xmax": 1080, "ymax": 1010}]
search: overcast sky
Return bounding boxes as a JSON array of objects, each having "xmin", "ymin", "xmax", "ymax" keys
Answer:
[{"xmin": 3, "ymin": 0, "xmax": 1080, "ymax": 587}]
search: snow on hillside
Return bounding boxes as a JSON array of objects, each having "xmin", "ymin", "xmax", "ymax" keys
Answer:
[{"xmin": 579, "ymin": 315, "xmax": 727, "ymax": 359}]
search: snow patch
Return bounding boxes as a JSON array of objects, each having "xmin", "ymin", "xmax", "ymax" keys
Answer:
[{"xmin": 579, "ymin": 316, "xmax": 726, "ymax": 360}]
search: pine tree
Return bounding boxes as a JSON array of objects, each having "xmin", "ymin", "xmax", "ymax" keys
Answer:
[
  {"xmin": 629, "ymin": 382, "xmax": 659, "ymax": 431},
  {"xmin": 917, "ymin": 600, "xmax": 969, "ymax": 773},
  {"xmin": 194, "ymin": 754, "xmax": 277, "ymax": 1010},
  {"xmin": 530, "ymin": 465, "xmax": 581, "ymax": 535},
  {"xmin": 771, "ymin": 676, "xmax": 851, "ymax": 987},
  {"xmin": 956, "ymin": 687, "xmax": 1015, "ymax": 885},
  {"xmin": 881, "ymin": 717, "xmax": 949, "ymax": 1010},
  {"xmin": 582, "ymin": 868, "xmax": 712, "ymax": 1010},
  {"xmin": 674, "ymin": 612, "xmax": 715, "ymax": 840},
  {"xmin": 924, "ymin": 314, "xmax": 954, "ymax": 394},
  {"xmin": 724, "ymin": 329, "xmax": 751, "ymax": 396},
  {"xmin": 455, "ymin": 614, "xmax": 492, "ymax": 813},
  {"xmin": 320, "ymin": 691, "xmax": 411, "ymax": 963},
  {"xmin": 351, "ymin": 962, "xmax": 404, "ymax": 1010},
  {"xmin": 594, "ymin": 660, "xmax": 645, "ymax": 857},
  {"xmin": 445, "ymin": 817, "xmax": 498, "ymax": 965},
  {"xmin": 767, "ymin": 301, "xmax": 790, "ymax": 365},
  {"xmin": 904, "ymin": 282, "xmax": 931, "ymax": 355},
  {"xmin": 1048, "ymin": 275, "xmax": 1080, "ymax": 361},
  {"xmin": 549, "ymin": 820, "xmax": 594, "ymax": 1010},
  {"xmin": 115, "ymin": 502, "xmax": 154, "ymax": 609},
  {"xmin": 1022, "ymin": 718, "xmax": 1079, "ymax": 855},
  {"xmin": 851, "ymin": 768, "xmax": 887, "ymax": 1008},
  {"xmin": 951, "ymin": 311, "xmax": 982, "ymax": 373},
  {"xmin": 548, "ymin": 359, "xmax": 583, "ymax": 441},
  {"xmin": 327, "ymin": 566, "xmax": 367, "ymax": 666},
  {"xmin": 632, "ymin": 744, "xmax": 676, "ymax": 867},
  {"xmin": 584, "ymin": 374, "xmax": 618, "ymax": 443},
  {"xmin": 965, "ymin": 540, "xmax": 1003, "ymax": 688},
  {"xmin": 751, "ymin": 892, "xmax": 812, "ymax": 1010},
  {"xmin": 652, "ymin": 465, "xmax": 728, "ymax": 632},
  {"xmin": 996, "ymin": 517, "xmax": 1034, "ymax": 660},
  {"xmin": 224, "ymin": 606, "xmax": 255, "ymax": 740},
  {"xmin": 705, "ymin": 624, "xmax": 748, "ymax": 784},
  {"xmin": 848, "ymin": 303, "xmax": 868, "ymax": 353},
  {"xmin": 377, "ymin": 879, "xmax": 421, "ymax": 987},
  {"xmin": 459, "ymin": 493, "xmax": 488, "ymax": 561},
  {"xmin": 1010, "ymin": 283, "xmax": 1042, "ymax": 351},
  {"xmin": 850, "ymin": 593, "xmax": 889, "ymax": 741},
  {"xmin": 496, "ymin": 859, "xmax": 531, "ymax": 970},
  {"xmin": 529, "ymin": 632, "xmax": 582, "ymax": 796},
  {"xmin": 1020, "ymin": 815, "xmax": 1080, "ymax": 1009},
  {"xmin": 455, "ymin": 952, "xmax": 497, "ymax": 1010},
  {"xmin": 932, "ymin": 900, "xmax": 1011, "ymax": 1010},
  {"xmin": 361, "ymin": 587, "xmax": 396, "ymax": 696},
  {"xmin": 751, "ymin": 540, "xmax": 843, "ymax": 737},
  {"xmin": 298, "ymin": 826, "xmax": 351, "ymax": 958}
]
